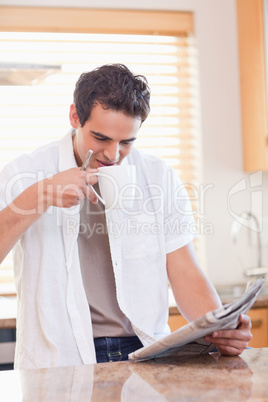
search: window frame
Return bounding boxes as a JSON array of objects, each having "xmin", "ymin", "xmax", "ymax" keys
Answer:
[{"xmin": 0, "ymin": 6, "xmax": 193, "ymax": 36}]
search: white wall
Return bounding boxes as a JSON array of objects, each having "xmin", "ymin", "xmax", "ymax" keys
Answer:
[{"xmin": 1, "ymin": 0, "xmax": 268, "ymax": 286}]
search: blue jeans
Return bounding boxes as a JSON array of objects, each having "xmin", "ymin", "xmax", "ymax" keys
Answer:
[{"xmin": 94, "ymin": 336, "xmax": 143, "ymax": 363}]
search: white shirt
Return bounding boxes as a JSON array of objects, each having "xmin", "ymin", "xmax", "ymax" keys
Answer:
[{"xmin": 0, "ymin": 130, "xmax": 196, "ymax": 369}]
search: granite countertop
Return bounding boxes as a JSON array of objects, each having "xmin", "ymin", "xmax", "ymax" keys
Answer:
[{"xmin": 0, "ymin": 348, "xmax": 267, "ymax": 401}]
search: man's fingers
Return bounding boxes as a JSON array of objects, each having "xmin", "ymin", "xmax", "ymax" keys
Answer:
[
  {"xmin": 212, "ymin": 329, "xmax": 252, "ymax": 341},
  {"xmin": 205, "ymin": 314, "xmax": 252, "ymax": 342},
  {"xmin": 217, "ymin": 345, "xmax": 245, "ymax": 355},
  {"xmin": 85, "ymin": 171, "xmax": 98, "ymax": 186},
  {"xmin": 84, "ymin": 184, "xmax": 98, "ymax": 204},
  {"xmin": 206, "ymin": 335, "xmax": 249, "ymax": 348},
  {"xmin": 205, "ymin": 329, "xmax": 252, "ymax": 343},
  {"xmin": 237, "ymin": 314, "xmax": 252, "ymax": 329},
  {"xmin": 204, "ymin": 315, "xmax": 253, "ymax": 356},
  {"xmin": 205, "ymin": 335, "xmax": 249, "ymax": 356}
]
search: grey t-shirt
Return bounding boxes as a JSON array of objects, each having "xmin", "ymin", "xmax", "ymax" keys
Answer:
[{"xmin": 78, "ymin": 185, "xmax": 135, "ymax": 338}]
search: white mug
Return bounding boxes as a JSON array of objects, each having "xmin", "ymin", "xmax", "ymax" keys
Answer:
[{"xmin": 91, "ymin": 165, "xmax": 136, "ymax": 210}]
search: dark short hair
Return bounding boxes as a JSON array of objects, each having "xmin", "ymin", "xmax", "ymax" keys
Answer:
[{"xmin": 73, "ymin": 63, "xmax": 150, "ymax": 126}]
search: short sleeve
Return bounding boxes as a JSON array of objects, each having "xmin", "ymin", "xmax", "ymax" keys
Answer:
[{"xmin": 0, "ymin": 157, "xmax": 39, "ymax": 211}]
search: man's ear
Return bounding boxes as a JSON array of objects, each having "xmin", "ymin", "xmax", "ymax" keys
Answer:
[{"xmin": 69, "ymin": 103, "xmax": 80, "ymax": 128}]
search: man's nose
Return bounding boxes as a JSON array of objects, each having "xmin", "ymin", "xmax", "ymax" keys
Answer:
[{"xmin": 103, "ymin": 143, "xmax": 120, "ymax": 162}]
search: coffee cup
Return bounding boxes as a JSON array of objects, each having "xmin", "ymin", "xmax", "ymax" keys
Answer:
[{"xmin": 90, "ymin": 165, "xmax": 136, "ymax": 210}]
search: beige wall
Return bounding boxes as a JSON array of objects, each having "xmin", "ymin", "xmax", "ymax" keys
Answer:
[{"xmin": 1, "ymin": 0, "xmax": 267, "ymax": 285}]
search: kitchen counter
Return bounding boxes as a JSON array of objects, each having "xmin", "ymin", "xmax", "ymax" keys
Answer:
[
  {"xmin": 0, "ymin": 296, "xmax": 17, "ymax": 329},
  {"xmin": 1, "ymin": 288, "xmax": 268, "ymax": 329},
  {"xmin": 0, "ymin": 348, "xmax": 267, "ymax": 401},
  {"xmin": 168, "ymin": 297, "xmax": 268, "ymax": 316},
  {"xmin": 0, "ymin": 296, "xmax": 16, "ymax": 329},
  {"xmin": 169, "ymin": 284, "xmax": 268, "ymax": 316}
]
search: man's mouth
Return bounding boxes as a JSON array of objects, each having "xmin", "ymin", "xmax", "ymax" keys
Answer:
[{"xmin": 96, "ymin": 160, "xmax": 118, "ymax": 167}]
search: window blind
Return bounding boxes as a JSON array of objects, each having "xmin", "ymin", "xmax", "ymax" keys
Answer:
[{"xmin": 0, "ymin": 31, "xmax": 204, "ymax": 288}]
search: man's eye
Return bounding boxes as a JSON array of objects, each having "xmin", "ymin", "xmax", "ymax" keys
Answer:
[{"xmin": 94, "ymin": 137, "xmax": 107, "ymax": 142}]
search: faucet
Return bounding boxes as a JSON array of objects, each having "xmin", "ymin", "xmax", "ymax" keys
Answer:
[{"xmin": 231, "ymin": 211, "xmax": 268, "ymax": 279}]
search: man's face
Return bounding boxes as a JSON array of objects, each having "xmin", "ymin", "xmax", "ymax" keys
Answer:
[{"xmin": 70, "ymin": 102, "xmax": 141, "ymax": 169}]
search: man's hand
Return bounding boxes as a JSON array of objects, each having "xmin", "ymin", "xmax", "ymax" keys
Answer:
[
  {"xmin": 44, "ymin": 167, "xmax": 99, "ymax": 208},
  {"xmin": 205, "ymin": 314, "xmax": 252, "ymax": 355},
  {"xmin": 0, "ymin": 167, "xmax": 99, "ymax": 264}
]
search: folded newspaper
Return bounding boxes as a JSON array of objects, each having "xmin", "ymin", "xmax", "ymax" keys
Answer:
[{"xmin": 129, "ymin": 278, "xmax": 265, "ymax": 362}]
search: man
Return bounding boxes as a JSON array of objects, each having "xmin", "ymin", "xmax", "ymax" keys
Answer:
[{"xmin": 0, "ymin": 64, "xmax": 252, "ymax": 369}]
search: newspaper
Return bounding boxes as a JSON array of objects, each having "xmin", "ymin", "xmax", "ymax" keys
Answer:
[{"xmin": 129, "ymin": 278, "xmax": 265, "ymax": 362}]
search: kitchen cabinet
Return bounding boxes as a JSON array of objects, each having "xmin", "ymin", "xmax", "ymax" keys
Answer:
[
  {"xmin": 236, "ymin": 0, "xmax": 268, "ymax": 171},
  {"xmin": 168, "ymin": 310, "xmax": 189, "ymax": 332},
  {"xmin": 247, "ymin": 307, "xmax": 268, "ymax": 348},
  {"xmin": 168, "ymin": 306, "xmax": 268, "ymax": 348}
]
